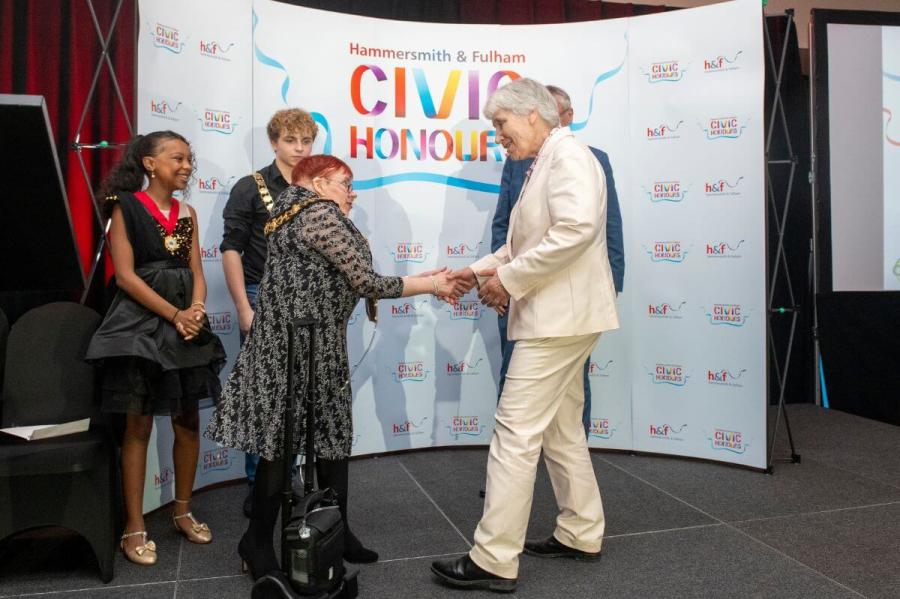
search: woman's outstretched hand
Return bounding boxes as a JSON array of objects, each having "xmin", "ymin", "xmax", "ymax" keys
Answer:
[{"xmin": 431, "ymin": 269, "xmax": 468, "ymax": 304}]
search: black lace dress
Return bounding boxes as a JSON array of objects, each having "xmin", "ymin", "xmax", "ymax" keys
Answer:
[
  {"xmin": 205, "ymin": 186, "xmax": 403, "ymax": 461},
  {"xmin": 85, "ymin": 191, "xmax": 226, "ymax": 415}
]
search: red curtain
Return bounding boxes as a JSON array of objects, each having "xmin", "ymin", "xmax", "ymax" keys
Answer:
[{"xmin": 0, "ymin": 0, "xmax": 134, "ymax": 278}]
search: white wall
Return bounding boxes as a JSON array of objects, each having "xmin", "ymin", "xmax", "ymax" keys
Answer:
[{"xmin": 605, "ymin": 0, "xmax": 900, "ymax": 48}]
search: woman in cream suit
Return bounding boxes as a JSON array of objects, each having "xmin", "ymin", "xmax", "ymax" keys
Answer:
[{"xmin": 432, "ymin": 78, "xmax": 619, "ymax": 593}]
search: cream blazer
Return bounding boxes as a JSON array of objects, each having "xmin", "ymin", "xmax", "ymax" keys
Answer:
[{"xmin": 471, "ymin": 127, "xmax": 619, "ymax": 340}]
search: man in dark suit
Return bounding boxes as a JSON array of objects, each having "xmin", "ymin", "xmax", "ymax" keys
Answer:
[{"xmin": 491, "ymin": 84, "xmax": 624, "ymax": 437}]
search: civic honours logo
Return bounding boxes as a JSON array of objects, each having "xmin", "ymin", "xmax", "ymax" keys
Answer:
[
  {"xmin": 707, "ymin": 368, "xmax": 747, "ymax": 388},
  {"xmin": 200, "ymin": 109, "xmax": 236, "ymax": 134},
  {"xmin": 641, "ymin": 60, "xmax": 685, "ymax": 83},
  {"xmin": 700, "ymin": 117, "xmax": 748, "ymax": 140},
  {"xmin": 704, "ymin": 51, "xmax": 743, "ymax": 73},
  {"xmin": 648, "ymin": 301, "xmax": 686, "ymax": 319},
  {"xmin": 445, "ymin": 242, "xmax": 483, "ymax": 259},
  {"xmin": 650, "ymin": 363, "xmax": 688, "ymax": 387},
  {"xmin": 649, "ymin": 423, "xmax": 687, "ymax": 441},
  {"xmin": 445, "ymin": 358, "xmax": 483, "ymax": 376},
  {"xmin": 706, "ymin": 240, "xmax": 744, "ymax": 259},
  {"xmin": 704, "ymin": 176, "xmax": 744, "ymax": 197},
  {"xmin": 646, "ymin": 120, "xmax": 684, "ymax": 141},
  {"xmin": 704, "ymin": 304, "xmax": 748, "ymax": 327},
  {"xmin": 588, "ymin": 418, "xmax": 616, "ymax": 439},
  {"xmin": 646, "ymin": 180, "xmax": 689, "ymax": 203},
  {"xmin": 208, "ymin": 312, "xmax": 234, "ymax": 334},
  {"xmin": 447, "ymin": 416, "xmax": 485, "ymax": 438},
  {"xmin": 646, "ymin": 241, "xmax": 688, "ymax": 263},
  {"xmin": 152, "ymin": 23, "xmax": 185, "ymax": 53},
  {"xmin": 201, "ymin": 448, "xmax": 231, "ymax": 474},
  {"xmin": 391, "ymin": 417, "xmax": 427, "ymax": 436},
  {"xmin": 149, "ymin": 98, "xmax": 182, "ymax": 121},
  {"xmin": 199, "ymin": 40, "xmax": 235, "ymax": 61},
  {"xmin": 392, "ymin": 361, "xmax": 429, "ymax": 383},
  {"xmin": 447, "ymin": 299, "xmax": 482, "ymax": 320},
  {"xmin": 588, "ymin": 360, "xmax": 613, "ymax": 378},
  {"xmin": 709, "ymin": 429, "xmax": 746, "ymax": 453},
  {"xmin": 390, "ymin": 242, "xmax": 428, "ymax": 263}
]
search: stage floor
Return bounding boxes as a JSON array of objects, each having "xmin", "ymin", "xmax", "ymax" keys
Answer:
[{"xmin": 2, "ymin": 404, "xmax": 898, "ymax": 598}]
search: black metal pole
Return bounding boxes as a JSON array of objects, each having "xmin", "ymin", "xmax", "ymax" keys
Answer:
[
  {"xmin": 304, "ymin": 322, "xmax": 317, "ymax": 496},
  {"xmin": 283, "ymin": 321, "xmax": 297, "ymax": 572}
]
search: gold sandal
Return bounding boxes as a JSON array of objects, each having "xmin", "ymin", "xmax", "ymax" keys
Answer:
[
  {"xmin": 172, "ymin": 499, "xmax": 212, "ymax": 544},
  {"xmin": 120, "ymin": 531, "xmax": 157, "ymax": 566}
]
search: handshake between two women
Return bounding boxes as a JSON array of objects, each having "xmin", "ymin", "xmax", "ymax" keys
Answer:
[{"xmin": 411, "ymin": 266, "xmax": 510, "ymax": 316}]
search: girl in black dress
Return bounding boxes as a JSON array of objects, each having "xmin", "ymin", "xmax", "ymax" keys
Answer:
[{"xmin": 86, "ymin": 131, "xmax": 226, "ymax": 566}]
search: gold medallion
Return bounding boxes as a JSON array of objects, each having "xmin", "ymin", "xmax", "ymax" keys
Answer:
[{"xmin": 164, "ymin": 235, "xmax": 179, "ymax": 252}]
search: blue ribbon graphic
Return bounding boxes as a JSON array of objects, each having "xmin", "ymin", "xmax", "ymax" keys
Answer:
[
  {"xmin": 252, "ymin": 11, "xmax": 332, "ymax": 153},
  {"xmin": 355, "ymin": 172, "xmax": 500, "ymax": 193},
  {"xmin": 570, "ymin": 35, "xmax": 628, "ymax": 132}
]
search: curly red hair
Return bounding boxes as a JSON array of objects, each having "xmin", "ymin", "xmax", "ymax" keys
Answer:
[{"xmin": 291, "ymin": 155, "xmax": 351, "ymax": 185}]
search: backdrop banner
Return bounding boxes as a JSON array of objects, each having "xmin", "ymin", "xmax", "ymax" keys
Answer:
[{"xmin": 136, "ymin": 0, "xmax": 765, "ymax": 511}]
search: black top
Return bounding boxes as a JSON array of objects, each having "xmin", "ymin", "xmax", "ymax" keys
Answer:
[
  {"xmin": 219, "ymin": 160, "xmax": 289, "ymax": 284},
  {"xmin": 108, "ymin": 191, "xmax": 194, "ymax": 265}
]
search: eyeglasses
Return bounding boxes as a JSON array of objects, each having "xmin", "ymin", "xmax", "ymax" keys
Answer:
[{"xmin": 326, "ymin": 178, "xmax": 353, "ymax": 192}]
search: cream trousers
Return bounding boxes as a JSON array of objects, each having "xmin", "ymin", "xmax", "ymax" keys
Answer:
[{"xmin": 470, "ymin": 332, "xmax": 604, "ymax": 579}]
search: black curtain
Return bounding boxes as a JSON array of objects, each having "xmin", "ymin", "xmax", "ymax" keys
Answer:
[{"xmin": 277, "ymin": 0, "xmax": 669, "ymax": 23}]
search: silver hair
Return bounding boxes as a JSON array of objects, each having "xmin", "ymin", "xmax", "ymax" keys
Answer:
[
  {"xmin": 546, "ymin": 85, "xmax": 571, "ymax": 112},
  {"xmin": 483, "ymin": 78, "xmax": 560, "ymax": 127}
]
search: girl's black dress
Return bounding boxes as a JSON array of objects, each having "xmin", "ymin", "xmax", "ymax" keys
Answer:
[{"xmin": 85, "ymin": 191, "xmax": 226, "ymax": 415}]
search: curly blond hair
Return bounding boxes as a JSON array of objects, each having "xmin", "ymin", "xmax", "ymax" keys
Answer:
[{"xmin": 266, "ymin": 108, "xmax": 317, "ymax": 142}]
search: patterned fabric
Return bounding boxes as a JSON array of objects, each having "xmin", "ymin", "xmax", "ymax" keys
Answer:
[{"xmin": 205, "ymin": 186, "xmax": 404, "ymax": 460}]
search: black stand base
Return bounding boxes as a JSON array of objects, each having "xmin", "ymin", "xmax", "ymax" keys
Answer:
[{"xmin": 252, "ymin": 568, "xmax": 359, "ymax": 599}]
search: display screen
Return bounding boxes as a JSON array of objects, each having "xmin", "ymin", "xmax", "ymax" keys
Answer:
[{"xmin": 826, "ymin": 24, "xmax": 900, "ymax": 291}]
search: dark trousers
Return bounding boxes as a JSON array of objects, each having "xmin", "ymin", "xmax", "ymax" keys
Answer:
[{"xmin": 497, "ymin": 311, "xmax": 592, "ymax": 436}]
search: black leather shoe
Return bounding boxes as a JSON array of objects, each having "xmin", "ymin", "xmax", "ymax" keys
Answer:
[
  {"xmin": 431, "ymin": 555, "xmax": 516, "ymax": 593},
  {"xmin": 523, "ymin": 535, "xmax": 601, "ymax": 561},
  {"xmin": 344, "ymin": 529, "xmax": 378, "ymax": 564}
]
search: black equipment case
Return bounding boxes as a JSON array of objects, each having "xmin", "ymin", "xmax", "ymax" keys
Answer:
[{"xmin": 252, "ymin": 319, "xmax": 359, "ymax": 599}]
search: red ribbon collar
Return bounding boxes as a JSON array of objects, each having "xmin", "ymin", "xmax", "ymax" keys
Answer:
[{"xmin": 134, "ymin": 191, "xmax": 180, "ymax": 235}]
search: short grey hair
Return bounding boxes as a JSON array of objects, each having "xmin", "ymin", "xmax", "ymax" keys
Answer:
[
  {"xmin": 483, "ymin": 78, "xmax": 560, "ymax": 127},
  {"xmin": 546, "ymin": 85, "xmax": 571, "ymax": 112}
]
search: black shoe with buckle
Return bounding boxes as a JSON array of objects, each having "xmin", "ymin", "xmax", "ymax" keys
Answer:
[
  {"xmin": 431, "ymin": 555, "xmax": 517, "ymax": 593},
  {"xmin": 524, "ymin": 535, "xmax": 602, "ymax": 561}
]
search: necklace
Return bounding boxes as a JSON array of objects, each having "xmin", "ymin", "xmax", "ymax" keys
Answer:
[{"xmin": 135, "ymin": 191, "xmax": 181, "ymax": 251}]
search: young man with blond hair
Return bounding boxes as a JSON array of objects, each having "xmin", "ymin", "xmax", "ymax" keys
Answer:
[{"xmin": 220, "ymin": 108, "xmax": 317, "ymax": 516}]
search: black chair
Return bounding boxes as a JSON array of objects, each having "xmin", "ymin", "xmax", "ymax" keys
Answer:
[{"xmin": 0, "ymin": 302, "xmax": 117, "ymax": 582}]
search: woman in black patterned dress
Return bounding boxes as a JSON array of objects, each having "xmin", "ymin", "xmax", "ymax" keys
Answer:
[
  {"xmin": 205, "ymin": 155, "xmax": 464, "ymax": 578},
  {"xmin": 86, "ymin": 131, "xmax": 226, "ymax": 566}
]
